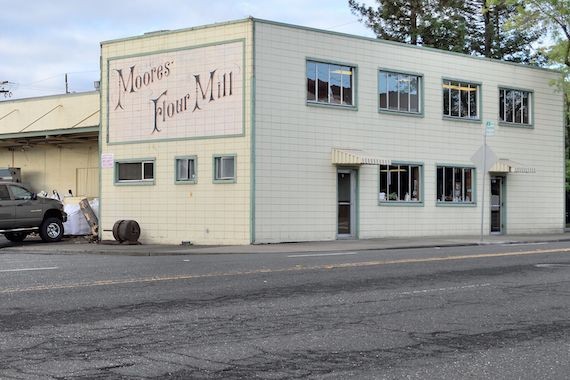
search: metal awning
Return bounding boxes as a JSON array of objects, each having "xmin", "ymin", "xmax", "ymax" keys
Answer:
[
  {"xmin": 489, "ymin": 159, "xmax": 535, "ymax": 174},
  {"xmin": 331, "ymin": 148, "xmax": 391, "ymax": 166},
  {"xmin": 0, "ymin": 126, "xmax": 99, "ymax": 149}
]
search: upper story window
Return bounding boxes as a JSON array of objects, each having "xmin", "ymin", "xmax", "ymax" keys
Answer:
[
  {"xmin": 442, "ymin": 80, "xmax": 480, "ymax": 120},
  {"xmin": 379, "ymin": 163, "xmax": 422, "ymax": 203},
  {"xmin": 306, "ymin": 60, "xmax": 354, "ymax": 107},
  {"xmin": 436, "ymin": 166, "xmax": 475, "ymax": 204},
  {"xmin": 116, "ymin": 160, "xmax": 154, "ymax": 184},
  {"xmin": 499, "ymin": 88, "xmax": 532, "ymax": 126},
  {"xmin": 379, "ymin": 71, "xmax": 421, "ymax": 114}
]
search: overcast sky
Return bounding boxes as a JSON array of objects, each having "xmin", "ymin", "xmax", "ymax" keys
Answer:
[{"xmin": 0, "ymin": 0, "xmax": 375, "ymax": 100}]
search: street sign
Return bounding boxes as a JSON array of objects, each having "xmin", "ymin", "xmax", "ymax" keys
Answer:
[
  {"xmin": 470, "ymin": 144, "xmax": 497, "ymax": 172},
  {"xmin": 485, "ymin": 121, "xmax": 495, "ymax": 136}
]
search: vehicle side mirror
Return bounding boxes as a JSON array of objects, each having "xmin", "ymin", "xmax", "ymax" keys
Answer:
[{"xmin": 31, "ymin": 193, "xmax": 37, "ymax": 200}]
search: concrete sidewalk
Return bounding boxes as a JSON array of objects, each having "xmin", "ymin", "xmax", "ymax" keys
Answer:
[{"xmin": 2, "ymin": 232, "xmax": 570, "ymax": 256}]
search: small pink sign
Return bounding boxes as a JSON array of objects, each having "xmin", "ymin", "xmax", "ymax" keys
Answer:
[{"xmin": 101, "ymin": 153, "xmax": 114, "ymax": 169}]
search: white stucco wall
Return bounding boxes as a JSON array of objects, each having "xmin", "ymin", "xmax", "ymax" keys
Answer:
[{"xmin": 253, "ymin": 21, "xmax": 564, "ymax": 243}]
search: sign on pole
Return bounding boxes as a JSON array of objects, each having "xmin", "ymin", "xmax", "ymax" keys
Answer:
[
  {"xmin": 485, "ymin": 120, "xmax": 495, "ymax": 137},
  {"xmin": 470, "ymin": 144, "xmax": 497, "ymax": 172}
]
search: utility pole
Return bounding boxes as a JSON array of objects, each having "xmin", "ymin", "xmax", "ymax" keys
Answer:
[{"xmin": 65, "ymin": 74, "xmax": 69, "ymax": 94}]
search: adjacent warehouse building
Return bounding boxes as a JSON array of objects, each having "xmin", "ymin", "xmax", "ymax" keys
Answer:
[
  {"xmin": 0, "ymin": 92, "xmax": 100, "ymax": 198},
  {"xmin": 98, "ymin": 18, "xmax": 562, "ymax": 245}
]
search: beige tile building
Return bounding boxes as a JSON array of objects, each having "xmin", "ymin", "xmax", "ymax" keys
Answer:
[{"xmin": 99, "ymin": 18, "xmax": 565, "ymax": 245}]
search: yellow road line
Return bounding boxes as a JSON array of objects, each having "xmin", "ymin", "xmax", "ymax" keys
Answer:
[{"xmin": 1, "ymin": 247, "xmax": 569, "ymax": 294}]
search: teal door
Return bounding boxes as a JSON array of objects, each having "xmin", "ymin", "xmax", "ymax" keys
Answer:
[
  {"xmin": 490, "ymin": 176, "xmax": 505, "ymax": 234},
  {"xmin": 337, "ymin": 169, "xmax": 356, "ymax": 238}
]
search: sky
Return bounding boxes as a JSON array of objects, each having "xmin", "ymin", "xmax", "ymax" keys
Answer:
[{"xmin": 0, "ymin": 0, "xmax": 375, "ymax": 100}]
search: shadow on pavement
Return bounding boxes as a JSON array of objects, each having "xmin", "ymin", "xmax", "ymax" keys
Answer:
[{"xmin": 0, "ymin": 235, "xmax": 81, "ymax": 251}]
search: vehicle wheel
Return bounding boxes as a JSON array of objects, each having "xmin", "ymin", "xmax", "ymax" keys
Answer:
[
  {"xmin": 4, "ymin": 232, "xmax": 28, "ymax": 242},
  {"xmin": 39, "ymin": 217, "xmax": 64, "ymax": 242}
]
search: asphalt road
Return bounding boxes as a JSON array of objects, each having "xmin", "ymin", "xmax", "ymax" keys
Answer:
[{"xmin": 1, "ymin": 241, "xmax": 569, "ymax": 379}]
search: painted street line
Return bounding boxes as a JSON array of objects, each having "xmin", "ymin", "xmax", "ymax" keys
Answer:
[
  {"xmin": 1, "ymin": 247, "xmax": 570, "ymax": 294},
  {"xmin": 502, "ymin": 242, "xmax": 548, "ymax": 246},
  {"xmin": 396, "ymin": 283, "xmax": 491, "ymax": 296},
  {"xmin": 0, "ymin": 267, "xmax": 58, "ymax": 273},
  {"xmin": 288, "ymin": 252, "xmax": 359, "ymax": 258}
]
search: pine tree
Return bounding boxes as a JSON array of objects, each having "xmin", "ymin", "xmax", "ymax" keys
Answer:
[
  {"xmin": 348, "ymin": 0, "xmax": 469, "ymax": 52},
  {"xmin": 348, "ymin": 0, "xmax": 542, "ymax": 61},
  {"xmin": 465, "ymin": 0, "xmax": 544, "ymax": 62}
]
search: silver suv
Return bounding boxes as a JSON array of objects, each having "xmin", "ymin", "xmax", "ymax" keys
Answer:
[{"xmin": 0, "ymin": 182, "xmax": 67, "ymax": 243}]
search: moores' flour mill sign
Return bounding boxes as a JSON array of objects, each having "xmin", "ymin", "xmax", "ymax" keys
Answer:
[{"xmin": 107, "ymin": 41, "xmax": 243, "ymax": 143}]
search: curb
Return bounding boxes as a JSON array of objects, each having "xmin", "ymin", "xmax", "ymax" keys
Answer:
[{"xmin": 2, "ymin": 237, "xmax": 570, "ymax": 256}]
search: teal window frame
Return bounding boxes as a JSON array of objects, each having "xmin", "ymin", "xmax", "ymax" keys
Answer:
[
  {"xmin": 306, "ymin": 59, "xmax": 356, "ymax": 109},
  {"xmin": 175, "ymin": 156, "xmax": 197, "ymax": 184},
  {"xmin": 213, "ymin": 154, "xmax": 237, "ymax": 183},
  {"xmin": 436, "ymin": 164, "xmax": 476, "ymax": 206},
  {"xmin": 114, "ymin": 158, "xmax": 155, "ymax": 185},
  {"xmin": 442, "ymin": 78, "xmax": 481, "ymax": 122},
  {"xmin": 378, "ymin": 69, "xmax": 423, "ymax": 116},
  {"xmin": 378, "ymin": 162, "xmax": 424, "ymax": 206},
  {"xmin": 498, "ymin": 87, "xmax": 534, "ymax": 128}
]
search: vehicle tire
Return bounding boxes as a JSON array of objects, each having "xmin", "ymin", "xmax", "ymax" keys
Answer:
[
  {"xmin": 4, "ymin": 231, "xmax": 28, "ymax": 242},
  {"xmin": 39, "ymin": 217, "xmax": 64, "ymax": 242}
]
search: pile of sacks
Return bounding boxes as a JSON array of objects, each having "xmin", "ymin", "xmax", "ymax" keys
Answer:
[{"xmin": 63, "ymin": 198, "xmax": 99, "ymax": 236}]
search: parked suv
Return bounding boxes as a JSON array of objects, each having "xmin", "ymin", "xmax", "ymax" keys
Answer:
[{"xmin": 0, "ymin": 181, "xmax": 67, "ymax": 243}]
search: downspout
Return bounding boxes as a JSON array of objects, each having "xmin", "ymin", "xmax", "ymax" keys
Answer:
[{"xmin": 250, "ymin": 18, "xmax": 257, "ymax": 244}]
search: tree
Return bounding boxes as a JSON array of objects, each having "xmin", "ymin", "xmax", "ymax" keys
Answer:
[
  {"xmin": 465, "ymin": 1, "xmax": 544, "ymax": 62},
  {"xmin": 348, "ymin": 0, "xmax": 543, "ymax": 61},
  {"xmin": 502, "ymin": 1, "xmax": 569, "ymax": 145},
  {"xmin": 498, "ymin": 0, "xmax": 569, "ymax": 196},
  {"xmin": 501, "ymin": 0, "xmax": 569, "ymax": 65},
  {"xmin": 348, "ymin": 0, "xmax": 469, "ymax": 53}
]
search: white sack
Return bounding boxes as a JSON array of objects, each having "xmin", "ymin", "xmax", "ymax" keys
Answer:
[{"xmin": 63, "ymin": 198, "xmax": 99, "ymax": 236}]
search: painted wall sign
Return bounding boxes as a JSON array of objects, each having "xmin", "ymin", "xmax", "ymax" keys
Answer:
[{"xmin": 108, "ymin": 41, "xmax": 243, "ymax": 143}]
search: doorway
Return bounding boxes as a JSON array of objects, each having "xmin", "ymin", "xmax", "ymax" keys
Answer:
[
  {"xmin": 337, "ymin": 169, "xmax": 357, "ymax": 239},
  {"xmin": 490, "ymin": 176, "xmax": 505, "ymax": 234}
]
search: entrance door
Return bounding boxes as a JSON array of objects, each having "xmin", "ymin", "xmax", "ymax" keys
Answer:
[
  {"xmin": 490, "ymin": 176, "xmax": 505, "ymax": 234},
  {"xmin": 337, "ymin": 169, "xmax": 356, "ymax": 238}
]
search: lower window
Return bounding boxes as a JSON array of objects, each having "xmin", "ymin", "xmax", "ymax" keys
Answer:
[
  {"xmin": 176, "ymin": 157, "xmax": 197, "ymax": 183},
  {"xmin": 436, "ymin": 166, "xmax": 474, "ymax": 203},
  {"xmin": 116, "ymin": 160, "xmax": 154, "ymax": 183},
  {"xmin": 214, "ymin": 155, "xmax": 236, "ymax": 182},
  {"xmin": 379, "ymin": 163, "xmax": 422, "ymax": 203}
]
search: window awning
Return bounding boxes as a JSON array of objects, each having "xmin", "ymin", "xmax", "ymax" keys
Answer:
[
  {"xmin": 489, "ymin": 159, "xmax": 535, "ymax": 174},
  {"xmin": 331, "ymin": 148, "xmax": 391, "ymax": 166}
]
